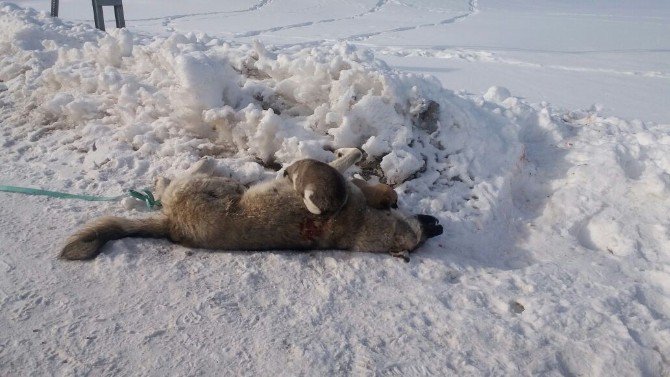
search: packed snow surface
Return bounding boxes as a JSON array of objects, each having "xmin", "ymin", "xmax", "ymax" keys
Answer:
[{"xmin": 0, "ymin": 1, "xmax": 669, "ymax": 375}]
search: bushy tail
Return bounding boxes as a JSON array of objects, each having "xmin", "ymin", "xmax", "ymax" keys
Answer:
[{"xmin": 60, "ymin": 216, "xmax": 169, "ymax": 260}]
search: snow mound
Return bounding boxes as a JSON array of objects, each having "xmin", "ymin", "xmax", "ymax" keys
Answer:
[{"xmin": 0, "ymin": 2, "xmax": 526, "ymax": 243}]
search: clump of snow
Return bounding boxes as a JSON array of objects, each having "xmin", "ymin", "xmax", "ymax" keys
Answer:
[
  {"xmin": 483, "ymin": 85, "xmax": 511, "ymax": 103},
  {"xmin": 1, "ymin": 4, "xmax": 669, "ymax": 376},
  {"xmin": 379, "ymin": 149, "xmax": 424, "ymax": 185}
]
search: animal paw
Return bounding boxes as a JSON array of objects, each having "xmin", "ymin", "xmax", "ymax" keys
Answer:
[{"xmin": 390, "ymin": 250, "xmax": 410, "ymax": 263}]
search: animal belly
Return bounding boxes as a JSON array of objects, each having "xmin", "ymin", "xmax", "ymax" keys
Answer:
[{"xmin": 195, "ymin": 214, "xmax": 333, "ymax": 251}]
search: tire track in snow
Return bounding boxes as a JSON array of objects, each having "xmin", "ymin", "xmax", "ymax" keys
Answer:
[
  {"xmin": 498, "ymin": 58, "xmax": 670, "ymax": 79},
  {"xmin": 234, "ymin": 0, "xmax": 389, "ymax": 38},
  {"xmin": 343, "ymin": 0, "xmax": 478, "ymax": 42}
]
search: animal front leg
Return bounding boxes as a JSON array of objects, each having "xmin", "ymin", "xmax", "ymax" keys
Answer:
[
  {"xmin": 351, "ymin": 178, "xmax": 398, "ymax": 210},
  {"xmin": 389, "ymin": 249, "xmax": 410, "ymax": 262}
]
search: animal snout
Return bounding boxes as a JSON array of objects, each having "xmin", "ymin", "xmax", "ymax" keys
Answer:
[{"xmin": 416, "ymin": 214, "xmax": 443, "ymax": 238}]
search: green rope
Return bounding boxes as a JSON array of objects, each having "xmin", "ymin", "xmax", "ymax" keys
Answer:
[
  {"xmin": 128, "ymin": 189, "xmax": 162, "ymax": 209},
  {"xmin": 0, "ymin": 185, "xmax": 161, "ymax": 209}
]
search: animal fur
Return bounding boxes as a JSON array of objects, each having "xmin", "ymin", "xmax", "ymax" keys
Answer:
[{"xmin": 60, "ymin": 149, "xmax": 442, "ymax": 261}]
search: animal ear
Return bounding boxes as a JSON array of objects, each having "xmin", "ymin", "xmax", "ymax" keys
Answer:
[{"xmin": 303, "ymin": 188, "xmax": 323, "ymax": 215}]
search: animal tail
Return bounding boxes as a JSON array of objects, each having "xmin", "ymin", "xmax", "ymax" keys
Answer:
[{"xmin": 59, "ymin": 216, "xmax": 169, "ymax": 260}]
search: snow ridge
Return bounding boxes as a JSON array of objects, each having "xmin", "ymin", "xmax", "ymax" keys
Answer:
[{"xmin": 376, "ymin": 46, "xmax": 670, "ymax": 79}]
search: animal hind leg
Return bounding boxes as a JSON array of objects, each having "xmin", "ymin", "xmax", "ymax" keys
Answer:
[
  {"xmin": 185, "ymin": 158, "xmax": 218, "ymax": 176},
  {"xmin": 154, "ymin": 176, "xmax": 171, "ymax": 201},
  {"xmin": 329, "ymin": 148, "xmax": 363, "ymax": 173},
  {"xmin": 155, "ymin": 158, "xmax": 224, "ymax": 201},
  {"xmin": 194, "ymin": 176, "xmax": 246, "ymax": 200}
]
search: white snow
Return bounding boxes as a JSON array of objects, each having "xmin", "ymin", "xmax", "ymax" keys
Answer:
[{"xmin": 1, "ymin": 1, "xmax": 669, "ymax": 375}]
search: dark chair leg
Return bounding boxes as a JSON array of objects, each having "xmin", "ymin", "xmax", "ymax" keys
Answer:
[
  {"xmin": 50, "ymin": 0, "xmax": 59, "ymax": 17},
  {"xmin": 114, "ymin": 5, "xmax": 125, "ymax": 28},
  {"xmin": 92, "ymin": 1, "xmax": 105, "ymax": 31}
]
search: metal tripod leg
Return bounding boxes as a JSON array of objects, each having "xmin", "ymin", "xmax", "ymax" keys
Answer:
[
  {"xmin": 92, "ymin": 0, "xmax": 105, "ymax": 30},
  {"xmin": 50, "ymin": 0, "xmax": 59, "ymax": 17},
  {"xmin": 91, "ymin": 0, "xmax": 126, "ymax": 31},
  {"xmin": 114, "ymin": 5, "xmax": 125, "ymax": 28}
]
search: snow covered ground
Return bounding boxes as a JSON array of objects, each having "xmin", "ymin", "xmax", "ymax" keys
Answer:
[{"xmin": 0, "ymin": 1, "xmax": 668, "ymax": 375}]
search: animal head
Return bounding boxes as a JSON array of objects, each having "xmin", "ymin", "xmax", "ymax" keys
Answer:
[{"xmin": 390, "ymin": 213, "xmax": 443, "ymax": 262}]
